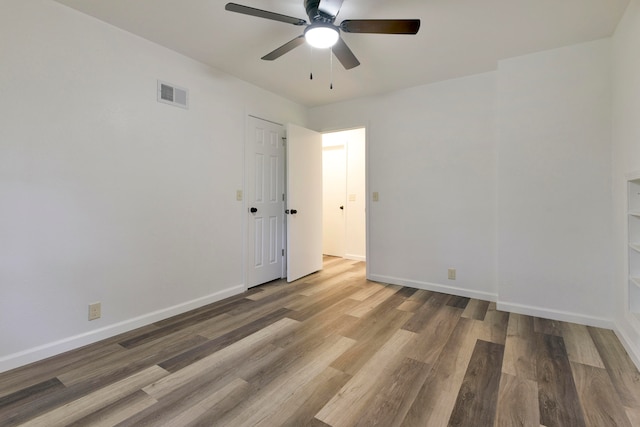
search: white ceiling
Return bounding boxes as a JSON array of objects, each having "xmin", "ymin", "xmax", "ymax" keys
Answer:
[{"xmin": 54, "ymin": 0, "xmax": 629, "ymax": 107}]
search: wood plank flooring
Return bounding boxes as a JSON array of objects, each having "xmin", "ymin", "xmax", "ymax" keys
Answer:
[{"xmin": 2, "ymin": 256, "xmax": 640, "ymax": 426}]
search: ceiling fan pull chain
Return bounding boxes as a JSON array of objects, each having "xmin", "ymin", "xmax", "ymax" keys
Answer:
[
  {"xmin": 309, "ymin": 45, "xmax": 313, "ymax": 80},
  {"xmin": 330, "ymin": 47, "xmax": 333, "ymax": 89}
]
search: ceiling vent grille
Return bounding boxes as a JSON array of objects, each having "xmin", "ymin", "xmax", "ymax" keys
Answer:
[{"xmin": 157, "ymin": 80, "xmax": 188, "ymax": 109}]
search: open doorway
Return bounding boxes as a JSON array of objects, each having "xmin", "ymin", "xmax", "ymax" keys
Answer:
[{"xmin": 322, "ymin": 128, "xmax": 366, "ymax": 261}]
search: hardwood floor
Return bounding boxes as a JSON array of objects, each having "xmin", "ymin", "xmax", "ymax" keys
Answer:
[{"xmin": 2, "ymin": 256, "xmax": 640, "ymax": 426}]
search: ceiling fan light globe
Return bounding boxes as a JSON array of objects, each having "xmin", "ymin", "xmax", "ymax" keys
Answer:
[{"xmin": 304, "ymin": 25, "xmax": 339, "ymax": 49}]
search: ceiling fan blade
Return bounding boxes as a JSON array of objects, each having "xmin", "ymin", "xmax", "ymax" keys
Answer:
[
  {"xmin": 225, "ymin": 3, "xmax": 307, "ymax": 26},
  {"xmin": 332, "ymin": 37, "xmax": 360, "ymax": 70},
  {"xmin": 262, "ymin": 35, "xmax": 306, "ymax": 61},
  {"xmin": 340, "ymin": 19, "xmax": 421, "ymax": 34},
  {"xmin": 318, "ymin": 0, "xmax": 344, "ymax": 18}
]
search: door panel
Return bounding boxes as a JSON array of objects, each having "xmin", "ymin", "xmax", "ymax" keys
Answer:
[
  {"xmin": 286, "ymin": 123, "xmax": 323, "ymax": 282},
  {"xmin": 322, "ymin": 145, "xmax": 346, "ymax": 256},
  {"xmin": 246, "ymin": 117, "xmax": 284, "ymax": 287}
]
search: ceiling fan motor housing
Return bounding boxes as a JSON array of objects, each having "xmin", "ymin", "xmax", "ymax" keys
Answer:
[
  {"xmin": 304, "ymin": 0, "xmax": 335, "ymax": 22},
  {"xmin": 224, "ymin": 1, "xmax": 419, "ymax": 70}
]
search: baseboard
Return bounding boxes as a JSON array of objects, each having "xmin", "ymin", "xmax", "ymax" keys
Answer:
[
  {"xmin": 367, "ymin": 273, "xmax": 616, "ymax": 331},
  {"xmin": 496, "ymin": 300, "xmax": 614, "ymax": 329},
  {"xmin": 614, "ymin": 315, "xmax": 640, "ymax": 371},
  {"xmin": 344, "ymin": 254, "xmax": 366, "ymax": 262},
  {"xmin": 367, "ymin": 274, "xmax": 498, "ymax": 302},
  {"xmin": 0, "ymin": 284, "xmax": 245, "ymax": 374}
]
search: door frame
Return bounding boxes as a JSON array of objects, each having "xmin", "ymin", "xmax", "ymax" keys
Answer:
[
  {"xmin": 242, "ymin": 116, "xmax": 371, "ymax": 288},
  {"xmin": 319, "ymin": 124, "xmax": 370, "ymax": 278}
]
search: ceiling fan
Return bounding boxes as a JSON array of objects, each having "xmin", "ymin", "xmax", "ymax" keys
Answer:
[{"xmin": 225, "ymin": 0, "xmax": 420, "ymax": 70}]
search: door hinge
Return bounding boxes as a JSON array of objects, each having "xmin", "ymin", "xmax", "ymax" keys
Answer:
[
  {"xmin": 282, "ymin": 249, "xmax": 285, "ymax": 256},
  {"xmin": 282, "ymin": 193, "xmax": 285, "ymax": 201}
]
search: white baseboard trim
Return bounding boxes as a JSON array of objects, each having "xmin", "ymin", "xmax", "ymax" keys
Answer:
[
  {"xmin": 496, "ymin": 300, "xmax": 614, "ymax": 329},
  {"xmin": 614, "ymin": 316, "xmax": 640, "ymax": 371},
  {"xmin": 367, "ymin": 274, "xmax": 498, "ymax": 302},
  {"xmin": 0, "ymin": 284, "xmax": 245, "ymax": 374},
  {"xmin": 367, "ymin": 273, "xmax": 616, "ymax": 331},
  {"xmin": 344, "ymin": 254, "xmax": 366, "ymax": 262}
]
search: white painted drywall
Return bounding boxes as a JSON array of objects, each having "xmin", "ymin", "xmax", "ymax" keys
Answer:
[
  {"xmin": 345, "ymin": 129, "xmax": 366, "ymax": 261},
  {"xmin": 309, "ymin": 73, "xmax": 498, "ymax": 300},
  {"xmin": 322, "ymin": 129, "xmax": 366, "ymax": 261},
  {"xmin": 496, "ymin": 39, "xmax": 613, "ymax": 325},
  {"xmin": 309, "ymin": 41, "xmax": 615, "ymax": 327},
  {"xmin": 0, "ymin": 0, "xmax": 306, "ymax": 372},
  {"xmin": 0, "ymin": 0, "xmax": 630, "ymax": 373},
  {"xmin": 612, "ymin": 0, "xmax": 640, "ymax": 368}
]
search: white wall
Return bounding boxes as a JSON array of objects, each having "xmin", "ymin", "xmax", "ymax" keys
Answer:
[
  {"xmin": 309, "ymin": 40, "xmax": 615, "ymax": 328},
  {"xmin": 310, "ymin": 73, "xmax": 498, "ymax": 301},
  {"xmin": 612, "ymin": 0, "xmax": 640, "ymax": 368},
  {"xmin": 0, "ymin": 0, "xmax": 306, "ymax": 372},
  {"xmin": 345, "ymin": 129, "xmax": 366, "ymax": 261},
  {"xmin": 322, "ymin": 129, "xmax": 366, "ymax": 261},
  {"xmin": 496, "ymin": 39, "xmax": 613, "ymax": 326},
  {"xmin": 1, "ymin": 0, "xmax": 630, "ymax": 373}
]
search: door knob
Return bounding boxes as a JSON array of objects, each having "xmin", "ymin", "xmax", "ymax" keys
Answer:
[
  {"xmin": 290, "ymin": 209, "xmax": 297, "ymax": 214},
  {"xmin": 340, "ymin": 205, "xmax": 344, "ymax": 210},
  {"xmin": 250, "ymin": 207, "xmax": 258, "ymax": 213}
]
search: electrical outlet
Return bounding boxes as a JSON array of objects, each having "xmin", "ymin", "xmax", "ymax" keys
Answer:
[
  {"xmin": 448, "ymin": 268, "xmax": 456, "ymax": 280},
  {"xmin": 88, "ymin": 302, "xmax": 101, "ymax": 321}
]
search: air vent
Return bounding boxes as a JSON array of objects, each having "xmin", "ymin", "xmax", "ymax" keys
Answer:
[{"xmin": 157, "ymin": 80, "xmax": 188, "ymax": 109}]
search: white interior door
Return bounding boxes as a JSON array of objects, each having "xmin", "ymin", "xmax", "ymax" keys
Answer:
[
  {"xmin": 286, "ymin": 123, "xmax": 323, "ymax": 282},
  {"xmin": 246, "ymin": 116, "xmax": 284, "ymax": 288},
  {"xmin": 322, "ymin": 144, "xmax": 346, "ymax": 257}
]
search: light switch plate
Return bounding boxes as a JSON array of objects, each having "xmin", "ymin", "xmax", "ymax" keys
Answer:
[
  {"xmin": 236, "ymin": 190, "xmax": 243, "ymax": 201},
  {"xmin": 372, "ymin": 192, "xmax": 379, "ymax": 202}
]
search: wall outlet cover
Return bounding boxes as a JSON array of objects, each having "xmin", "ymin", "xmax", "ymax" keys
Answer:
[{"xmin": 88, "ymin": 302, "xmax": 101, "ymax": 321}]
